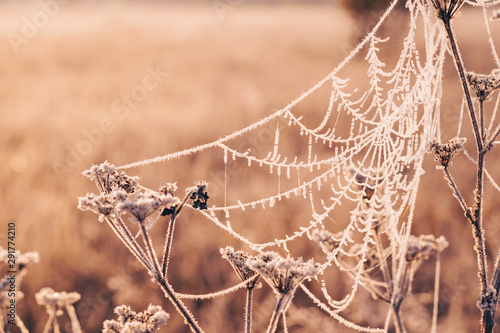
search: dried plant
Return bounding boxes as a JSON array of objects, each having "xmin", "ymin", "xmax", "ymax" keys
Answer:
[
  {"xmin": 79, "ymin": 162, "xmax": 207, "ymax": 332},
  {"xmin": 72, "ymin": 1, "xmax": 500, "ymax": 332},
  {"xmin": 0, "ymin": 248, "xmax": 39, "ymax": 333},
  {"xmin": 35, "ymin": 288, "xmax": 82, "ymax": 333},
  {"xmin": 102, "ymin": 304, "xmax": 169, "ymax": 333}
]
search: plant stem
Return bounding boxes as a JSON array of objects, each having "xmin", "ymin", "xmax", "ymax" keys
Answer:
[
  {"xmin": 373, "ymin": 226, "xmax": 392, "ymax": 295},
  {"xmin": 66, "ymin": 304, "xmax": 82, "ymax": 333},
  {"xmin": 267, "ymin": 293, "xmax": 293, "ymax": 333},
  {"xmin": 161, "ymin": 190, "xmax": 193, "ymax": 277},
  {"xmin": 443, "ymin": 168, "xmax": 473, "ymax": 221},
  {"xmin": 162, "ymin": 213, "xmax": 178, "ymax": 277},
  {"xmin": 442, "ymin": 18, "xmax": 483, "ymax": 151},
  {"xmin": 157, "ymin": 276, "xmax": 204, "ymax": 333},
  {"xmin": 139, "ymin": 220, "xmax": 161, "ymax": 274},
  {"xmin": 441, "ymin": 16, "xmax": 496, "ymax": 333},
  {"xmin": 245, "ymin": 287, "xmax": 254, "ymax": 333}
]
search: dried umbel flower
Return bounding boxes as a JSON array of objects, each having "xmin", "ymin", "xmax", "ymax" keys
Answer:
[
  {"xmin": 405, "ymin": 234, "xmax": 449, "ymax": 263},
  {"xmin": 466, "ymin": 70, "xmax": 500, "ymax": 100},
  {"xmin": 221, "ymin": 246, "xmax": 260, "ymax": 288},
  {"xmin": 311, "ymin": 229, "xmax": 344, "ymax": 254},
  {"xmin": 159, "ymin": 183, "xmax": 179, "ymax": 216},
  {"xmin": 78, "ymin": 190, "xmax": 128, "ymax": 221},
  {"xmin": 247, "ymin": 252, "xmax": 320, "ymax": 295},
  {"xmin": 82, "ymin": 162, "xmax": 139, "ymax": 194},
  {"xmin": 117, "ymin": 192, "xmax": 180, "ymax": 222},
  {"xmin": 35, "ymin": 287, "xmax": 81, "ymax": 308},
  {"xmin": 429, "ymin": 137, "xmax": 466, "ymax": 168},
  {"xmin": 0, "ymin": 247, "xmax": 39, "ymax": 271},
  {"xmin": 430, "ymin": 0, "xmax": 464, "ymax": 21},
  {"xmin": 102, "ymin": 304, "xmax": 169, "ymax": 333},
  {"xmin": 477, "ymin": 285, "xmax": 498, "ymax": 312}
]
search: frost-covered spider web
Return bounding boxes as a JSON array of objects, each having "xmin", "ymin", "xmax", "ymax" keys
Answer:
[{"xmin": 113, "ymin": 0, "xmax": 499, "ymax": 331}]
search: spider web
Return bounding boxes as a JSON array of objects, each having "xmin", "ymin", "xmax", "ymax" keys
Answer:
[{"xmin": 113, "ymin": 0, "xmax": 498, "ymax": 331}]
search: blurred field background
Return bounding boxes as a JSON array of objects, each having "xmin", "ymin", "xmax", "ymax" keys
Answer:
[{"xmin": 2, "ymin": 0, "xmax": 500, "ymax": 332}]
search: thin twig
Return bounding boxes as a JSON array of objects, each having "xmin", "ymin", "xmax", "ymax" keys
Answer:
[
  {"xmin": 245, "ymin": 287, "xmax": 254, "ymax": 333},
  {"xmin": 157, "ymin": 277, "xmax": 204, "ymax": 333},
  {"xmin": 161, "ymin": 190, "xmax": 194, "ymax": 277},
  {"xmin": 442, "ymin": 18, "xmax": 483, "ymax": 151}
]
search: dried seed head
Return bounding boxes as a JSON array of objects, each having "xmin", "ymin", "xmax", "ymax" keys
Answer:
[
  {"xmin": 83, "ymin": 162, "xmax": 139, "ymax": 194},
  {"xmin": 430, "ymin": 0, "xmax": 465, "ymax": 21},
  {"xmin": 220, "ymin": 246, "xmax": 259, "ymax": 288},
  {"xmin": 477, "ymin": 285, "xmax": 498, "ymax": 312},
  {"xmin": 0, "ymin": 247, "xmax": 39, "ymax": 271},
  {"xmin": 311, "ymin": 229, "xmax": 344, "ymax": 254},
  {"xmin": 78, "ymin": 190, "xmax": 128, "ymax": 221},
  {"xmin": 117, "ymin": 192, "xmax": 180, "ymax": 222},
  {"xmin": 188, "ymin": 182, "xmax": 209, "ymax": 210},
  {"xmin": 466, "ymin": 69, "xmax": 500, "ymax": 100},
  {"xmin": 247, "ymin": 252, "xmax": 320, "ymax": 295},
  {"xmin": 35, "ymin": 287, "xmax": 81, "ymax": 309},
  {"xmin": 406, "ymin": 234, "xmax": 449, "ymax": 262},
  {"xmin": 429, "ymin": 137, "xmax": 466, "ymax": 168},
  {"xmin": 103, "ymin": 304, "xmax": 169, "ymax": 333}
]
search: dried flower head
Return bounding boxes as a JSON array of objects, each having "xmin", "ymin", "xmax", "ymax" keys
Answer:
[
  {"xmin": 406, "ymin": 234, "xmax": 449, "ymax": 262},
  {"xmin": 117, "ymin": 192, "xmax": 180, "ymax": 222},
  {"xmin": 311, "ymin": 229, "xmax": 344, "ymax": 254},
  {"xmin": 159, "ymin": 183, "xmax": 179, "ymax": 216},
  {"xmin": 430, "ymin": 0, "xmax": 464, "ymax": 21},
  {"xmin": 429, "ymin": 137, "xmax": 466, "ymax": 168},
  {"xmin": 0, "ymin": 247, "xmax": 39, "ymax": 271},
  {"xmin": 35, "ymin": 287, "xmax": 81, "ymax": 308},
  {"xmin": 247, "ymin": 252, "xmax": 320, "ymax": 295},
  {"xmin": 466, "ymin": 69, "xmax": 500, "ymax": 100},
  {"xmin": 78, "ymin": 190, "xmax": 128, "ymax": 221},
  {"xmin": 82, "ymin": 162, "xmax": 139, "ymax": 194},
  {"xmin": 220, "ymin": 246, "xmax": 260, "ymax": 288},
  {"xmin": 102, "ymin": 304, "xmax": 169, "ymax": 333},
  {"xmin": 188, "ymin": 182, "xmax": 209, "ymax": 210},
  {"xmin": 477, "ymin": 285, "xmax": 498, "ymax": 312}
]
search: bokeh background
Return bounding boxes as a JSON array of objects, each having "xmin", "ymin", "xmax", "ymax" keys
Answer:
[{"xmin": 2, "ymin": 0, "xmax": 500, "ymax": 332}]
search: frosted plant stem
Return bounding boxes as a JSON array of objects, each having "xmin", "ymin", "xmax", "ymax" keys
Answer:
[
  {"xmin": 66, "ymin": 304, "xmax": 82, "ymax": 333},
  {"xmin": 139, "ymin": 221, "xmax": 161, "ymax": 275},
  {"xmin": 42, "ymin": 311, "xmax": 54, "ymax": 333},
  {"xmin": 392, "ymin": 309, "xmax": 405, "ymax": 333},
  {"xmin": 53, "ymin": 315, "xmax": 60, "ymax": 333},
  {"xmin": 162, "ymin": 213, "xmax": 177, "ymax": 278},
  {"xmin": 480, "ymin": 100, "xmax": 486, "ymax": 141},
  {"xmin": 15, "ymin": 315, "xmax": 28, "ymax": 333},
  {"xmin": 162, "ymin": 190, "xmax": 193, "ymax": 277},
  {"xmin": 245, "ymin": 287, "xmax": 254, "ymax": 333},
  {"xmin": 443, "ymin": 168, "xmax": 473, "ymax": 220},
  {"xmin": 442, "ymin": 16, "xmax": 494, "ymax": 332},
  {"xmin": 431, "ymin": 253, "xmax": 442, "ymax": 333},
  {"xmin": 267, "ymin": 293, "xmax": 293, "ymax": 333},
  {"xmin": 157, "ymin": 276, "xmax": 204, "ymax": 333},
  {"xmin": 490, "ymin": 253, "xmax": 500, "ymax": 319},
  {"xmin": 105, "ymin": 216, "xmax": 153, "ymax": 272},
  {"xmin": 373, "ymin": 227, "xmax": 392, "ymax": 295},
  {"xmin": 443, "ymin": 18, "xmax": 483, "ymax": 151}
]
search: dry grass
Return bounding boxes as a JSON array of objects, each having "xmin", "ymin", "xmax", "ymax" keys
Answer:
[{"xmin": 2, "ymin": 1, "xmax": 500, "ymax": 332}]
